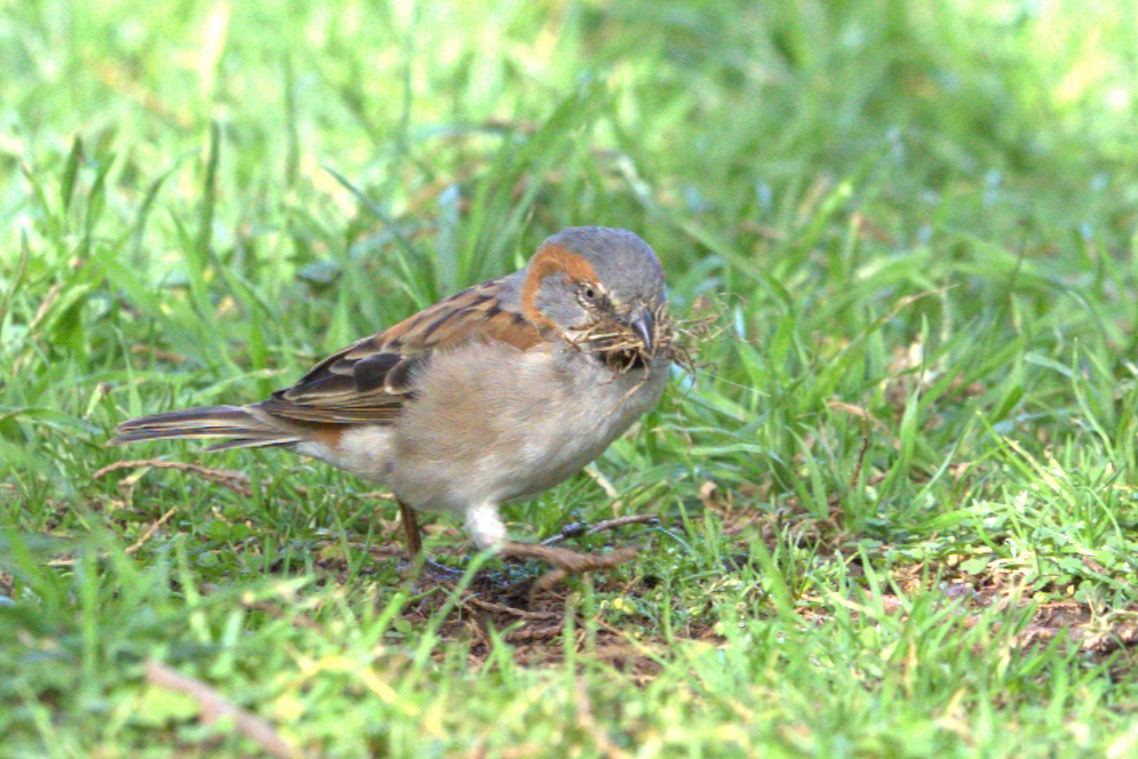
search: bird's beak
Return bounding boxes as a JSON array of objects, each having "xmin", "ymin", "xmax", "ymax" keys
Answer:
[{"xmin": 630, "ymin": 309, "xmax": 655, "ymax": 352}]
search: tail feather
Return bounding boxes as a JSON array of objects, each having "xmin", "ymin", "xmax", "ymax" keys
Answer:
[{"xmin": 108, "ymin": 405, "xmax": 302, "ymax": 450}]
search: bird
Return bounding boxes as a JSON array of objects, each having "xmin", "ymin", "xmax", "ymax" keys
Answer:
[{"xmin": 110, "ymin": 226, "xmax": 671, "ymax": 571}]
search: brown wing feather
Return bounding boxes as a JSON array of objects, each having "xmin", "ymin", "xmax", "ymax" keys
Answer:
[{"xmin": 256, "ymin": 278, "xmax": 544, "ymax": 425}]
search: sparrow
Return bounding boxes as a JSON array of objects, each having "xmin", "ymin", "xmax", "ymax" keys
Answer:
[{"xmin": 110, "ymin": 226, "xmax": 670, "ymax": 569}]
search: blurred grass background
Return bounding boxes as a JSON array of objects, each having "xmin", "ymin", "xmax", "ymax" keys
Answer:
[{"xmin": 4, "ymin": 0, "xmax": 1138, "ymax": 755}]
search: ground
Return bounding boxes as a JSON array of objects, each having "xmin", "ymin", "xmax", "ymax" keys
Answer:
[{"xmin": 3, "ymin": 1, "xmax": 1138, "ymax": 756}]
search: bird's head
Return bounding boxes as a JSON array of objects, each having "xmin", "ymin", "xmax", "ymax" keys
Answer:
[{"xmin": 520, "ymin": 227, "xmax": 667, "ymax": 367}]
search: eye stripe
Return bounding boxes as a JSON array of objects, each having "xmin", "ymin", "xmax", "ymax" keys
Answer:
[{"xmin": 520, "ymin": 243, "xmax": 598, "ymax": 325}]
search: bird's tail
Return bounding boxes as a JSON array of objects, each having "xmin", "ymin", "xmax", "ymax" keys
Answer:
[{"xmin": 108, "ymin": 405, "xmax": 303, "ymax": 451}]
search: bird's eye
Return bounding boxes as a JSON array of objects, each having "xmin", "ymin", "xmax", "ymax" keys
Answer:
[{"xmin": 579, "ymin": 284, "xmax": 598, "ymax": 301}]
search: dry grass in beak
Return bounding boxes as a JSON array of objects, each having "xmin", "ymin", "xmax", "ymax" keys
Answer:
[
  {"xmin": 656, "ymin": 299, "xmax": 723, "ymax": 377},
  {"xmin": 578, "ymin": 300, "xmax": 722, "ymax": 376}
]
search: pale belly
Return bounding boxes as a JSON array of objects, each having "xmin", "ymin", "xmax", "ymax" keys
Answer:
[
  {"xmin": 294, "ymin": 345, "xmax": 667, "ymax": 516},
  {"xmin": 389, "ymin": 347, "xmax": 667, "ymax": 514}
]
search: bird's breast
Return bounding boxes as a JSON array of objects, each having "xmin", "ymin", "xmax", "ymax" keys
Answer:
[{"xmin": 387, "ymin": 341, "xmax": 666, "ymax": 512}]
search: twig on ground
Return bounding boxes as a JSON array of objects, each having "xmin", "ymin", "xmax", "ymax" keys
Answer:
[
  {"xmin": 503, "ymin": 623, "xmax": 565, "ymax": 643},
  {"xmin": 541, "ymin": 514, "xmax": 658, "ymax": 547},
  {"xmin": 464, "ymin": 595, "xmax": 562, "ymax": 621},
  {"xmin": 125, "ymin": 506, "xmax": 179, "ymax": 554},
  {"xmin": 94, "ymin": 459, "xmax": 395, "ymax": 502},
  {"xmin": 48, "ymin": 506, "xmax": 179, "ymax": 567},
  {"xmin": 144, "ymin": 660, "xmax": 301, "ymax": 759},
  {"xmin": 94, "ymin": 459, "xmax": 254, "ymax": 496}
]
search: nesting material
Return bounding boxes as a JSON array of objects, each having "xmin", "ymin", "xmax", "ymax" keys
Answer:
[{"xmin": 577, "ymin": 301, "xmax": 720, "ymax": 376}]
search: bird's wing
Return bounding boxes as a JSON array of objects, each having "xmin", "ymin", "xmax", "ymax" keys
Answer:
[{"xmin": 257, "ymin": 277, "xmax": 545, "ymax": 424}]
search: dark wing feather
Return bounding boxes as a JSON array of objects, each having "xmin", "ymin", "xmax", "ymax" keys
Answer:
[{"xmin": 256, "ymin": 277, "xmax": 544, "ymax": 425}]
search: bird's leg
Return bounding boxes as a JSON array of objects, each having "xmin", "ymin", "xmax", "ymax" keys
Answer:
[
  {"xmin": 398, "ymin": 499, "xmax": 462, "ymax": 577},
  {"xmin": 398, "ymin": 499, "xmax": 422, "ymax": 560}
]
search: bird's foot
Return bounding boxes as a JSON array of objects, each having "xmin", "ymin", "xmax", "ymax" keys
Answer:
[{"xmin": 499, "ymin": 541, "xmax": 640, "ymax": 595}]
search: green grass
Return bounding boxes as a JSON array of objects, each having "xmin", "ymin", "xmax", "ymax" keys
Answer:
[{"xmin": 4, "ymin": 0, "xmax": 1138, "ymax": 755}]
